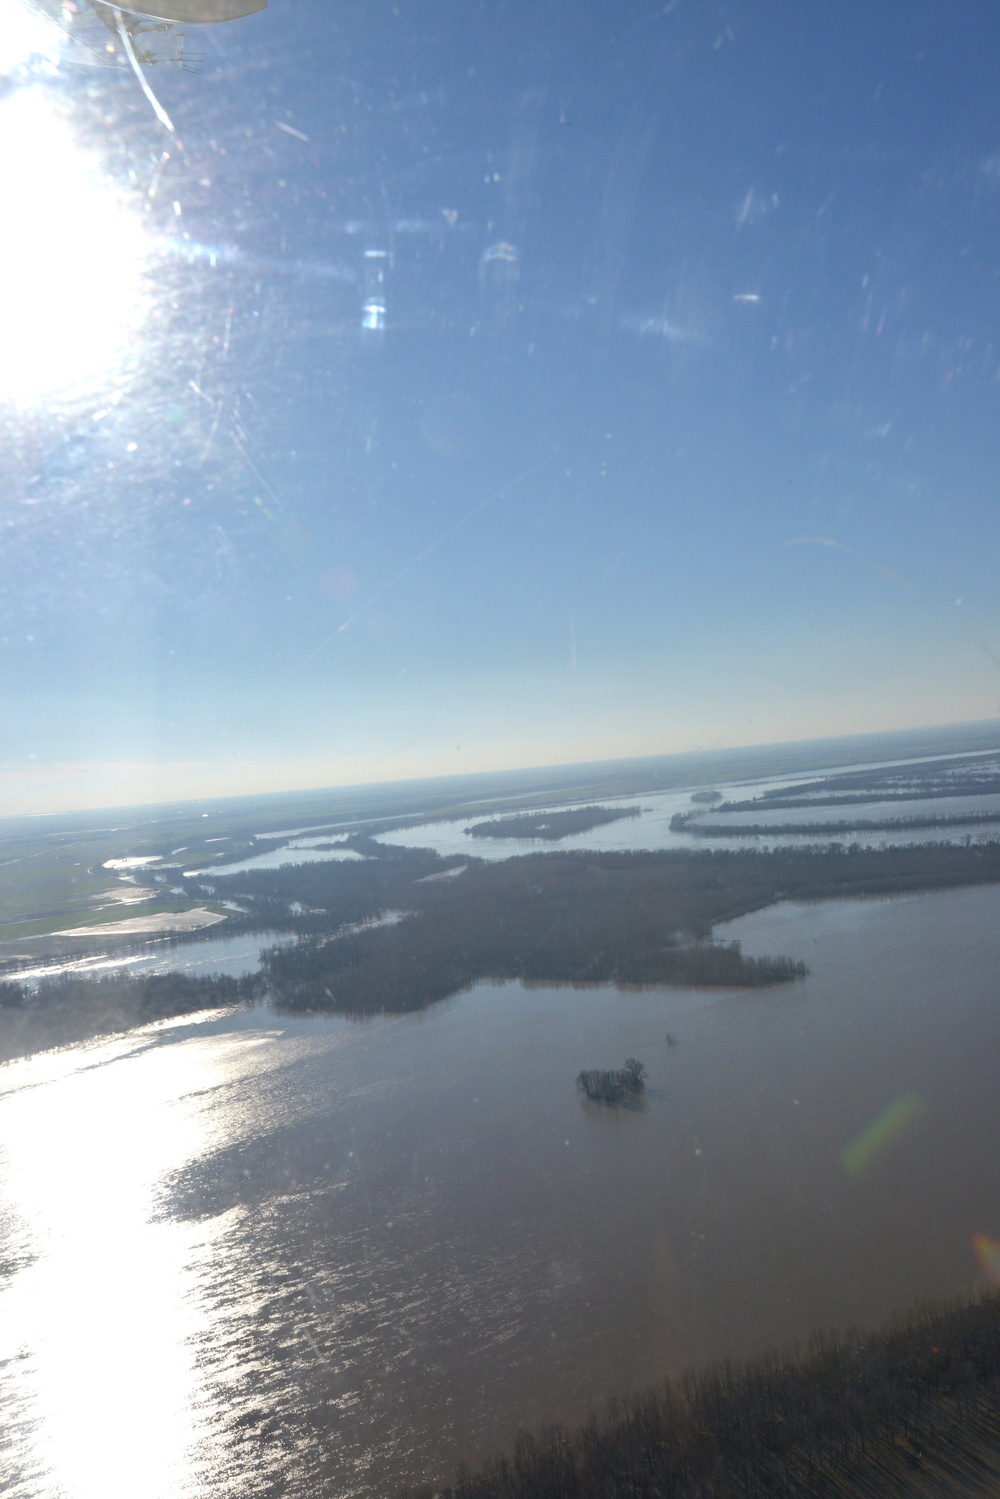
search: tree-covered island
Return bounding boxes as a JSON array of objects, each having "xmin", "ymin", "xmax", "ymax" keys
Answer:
[
  {"xmin": 466, "ymin": 805, "xmax": 642, "ymax": 840},
  {"xmin": 241, "ymin": 839, "xmax": 1000, "ymax": 1015},
  {"xmin": 257, "ymin": 851, "xmax": 809, "ymax": 1015}
]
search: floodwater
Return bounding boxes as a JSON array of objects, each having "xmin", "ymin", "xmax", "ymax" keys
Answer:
[
  {"xmin": 0, "ymin": 929, "xmax": 294, "ymax": 988},
  {"xmin": 376, "ymin": 784, "xmax": 1000, "ymax": 860},
  {"xmin": 3, "ymin": 885, "xmax": 1000, "ymax": 1496},
  {"xmin": 186, "ymin": 837, "xmax": 366, "ymax": 877},
  {"xmin": 167, "ymin": 753, "xmax": 1000, "ymax": 879}
]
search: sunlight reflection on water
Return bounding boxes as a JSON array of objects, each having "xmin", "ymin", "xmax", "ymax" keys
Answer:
[
  {"xmin": 3, "ymin": 930, "xmax": 293, "ymax": 988},
  {"xmin": 0, "ymin": 1023, "xmax": 232, "ymax": 1497},
  {"xmin": 0, "ymin": 1012, "xmax": 317, "ymax": 1499}
]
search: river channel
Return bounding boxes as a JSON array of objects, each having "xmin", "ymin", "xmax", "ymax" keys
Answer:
[{"xmin": 2, "ymin": 884, "xmax": 1000, "ymax": 1497}]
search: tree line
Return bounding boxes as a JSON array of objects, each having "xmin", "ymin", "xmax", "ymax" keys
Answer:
[
  {"xmin": 401, "ymin": 1289, "xmax": 1000, "ymax": 1498},
  {"xmin": 0, "ymin": 969, "xmax": 259, "ymax": 1063},
  {"xmin": 717, "ymin": 753, "xmax": 1000, "ymax": 814},
  {"xmin": 261, "ymin": 928, "xmax": 805, "ymax": 1018},
  {"xmin": 671, "ymin": 810, "xmax": 1000, "ymax": 838}
]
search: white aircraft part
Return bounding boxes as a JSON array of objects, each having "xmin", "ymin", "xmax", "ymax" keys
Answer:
[{"xmin": 110, "ymin": 0, "xmax": 265, "ymax": 24}]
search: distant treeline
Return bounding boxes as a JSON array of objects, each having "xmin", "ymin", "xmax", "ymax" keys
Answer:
[
  {"xmin": 715, "ymin": 753, "xmax": 1000, "ymax": 814},
  {"xmin": 720, "ymin": 789, "xmax": 1000, "ymax": 812},
  {"xmin": 671, "ymin": 810, "xmax": 1000, "ymax": 838},
  {"xmin": 403, "ymin": 1290, "xmax": 1000, "ymax": 1499},
  {"xmin": 466, "ymin": 806, "xmax": 642, "ymax": 841},
  {"xmin": 0, "ymin": 970, "xmax": 257, "ymax": 1063},
  {"xmin": 577, "ymin": 1057, "xmax": 646, "ymax": 1104}
]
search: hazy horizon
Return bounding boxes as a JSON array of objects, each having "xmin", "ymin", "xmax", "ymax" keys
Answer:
[{"xmin": 4, "ymin": 713, "xmax": 1000, "ymax": 820}]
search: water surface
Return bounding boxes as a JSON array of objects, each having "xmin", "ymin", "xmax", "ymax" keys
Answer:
[
  {"xmin": 187, "ymin": 839, "xmax": 366, "ymax": 877},
  {"xmin": 2, "ymin": 885, "xmax": 1000, "ymax": 1496},
  {"xmin": 378, "ymin": 784, "xmax": 1000, "ymax": 859}
]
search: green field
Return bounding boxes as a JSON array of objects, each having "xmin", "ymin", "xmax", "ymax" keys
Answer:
[{"xmin": 0, "ymin": 813, "xmax": 248, "ymax": 941}]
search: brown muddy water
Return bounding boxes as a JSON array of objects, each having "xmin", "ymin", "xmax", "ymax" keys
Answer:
[{"xmin": 2, "ymin": 884, "xmax": 1000, "ymax": 1497}]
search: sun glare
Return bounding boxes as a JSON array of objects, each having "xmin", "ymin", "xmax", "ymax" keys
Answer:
[
  {"xmin": 0, "ymin": 0, "xmax": 57, "ymax": 74},
  {"xmin": 0, "ymin": 85, "xmax": 147, "ymax": 405}
]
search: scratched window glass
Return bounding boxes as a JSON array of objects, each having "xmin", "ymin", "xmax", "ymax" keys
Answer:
[{"xmin": 5, "ymin": 3, "xmax": 1000, "ymax": 1497}]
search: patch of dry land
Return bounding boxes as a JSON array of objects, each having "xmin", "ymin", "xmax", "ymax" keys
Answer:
[{"xmin": 59, "ymin": 907, "xmax": 225, "ymax": 938}]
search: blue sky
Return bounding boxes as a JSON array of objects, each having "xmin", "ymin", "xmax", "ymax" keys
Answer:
[{"xmin": 2, "ymin": 0, "xmax": 1000, "ymax": 811}]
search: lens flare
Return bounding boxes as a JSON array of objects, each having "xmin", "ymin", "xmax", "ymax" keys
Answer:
[
  {"xmin": 0, "ymin": 86, "xmax": 147, "ymax": 405},
  {"xmin": 972, "ymin": 1233, "xmax": 1000, "ymax": 1282},
  {"xmin": 840, "ymin": 1090, "xmax": 926, "ymax": 1177}
]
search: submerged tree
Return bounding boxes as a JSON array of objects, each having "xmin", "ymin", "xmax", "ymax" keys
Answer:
[{"xmin": 576, "ymin": 1058, "xmax": 646, "ymax": 1105}]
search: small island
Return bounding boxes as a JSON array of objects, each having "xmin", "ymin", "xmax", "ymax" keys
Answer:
[
  {"xmin": 576, "ymin": 1057, "xmax": 646, "ymax": 1104},
  {"xmin": 466, "ymin": 805, "xmax": 641, "ymax": 841},
  {"xmin": 690, "ymin": 788, "xmax": 723, "ymax": 804}
]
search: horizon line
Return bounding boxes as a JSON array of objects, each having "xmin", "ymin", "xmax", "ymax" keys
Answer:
[{"xmin": 3, "ymin": 715, "xmax": 999, "ymax": 827}]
